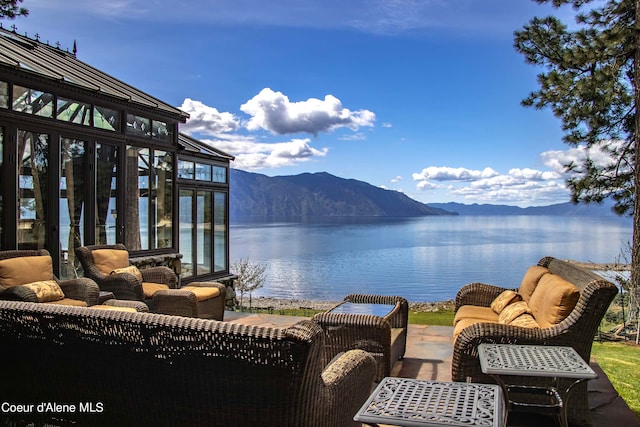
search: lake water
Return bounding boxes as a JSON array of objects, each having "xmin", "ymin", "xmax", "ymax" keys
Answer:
[{"xmin": 229, "ymin": 216, "xmax": 632, "ymax": 302}]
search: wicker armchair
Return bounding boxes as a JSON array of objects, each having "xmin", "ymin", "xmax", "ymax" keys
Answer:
[
  {"xmin": 75, "ymin": 244, "xmax": 177, "ymax": 306},
  {"xmin": 312, "ymin": 293, "xmax": 409, "ymax": 381},
  {"xmin": 0, "ymin": 249, "xmax": 99, "ymax": 306},
  {"xmin": 451, "ymin": 256, "xmax": 618, "ymax": 427},
  {"xmin": 0, "ymin": 301, "xmax": 376, "ymax": 426}
]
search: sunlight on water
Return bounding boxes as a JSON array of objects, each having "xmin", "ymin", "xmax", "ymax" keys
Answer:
[{"xmin": 230, "ymin": 216, "xmax": 632, "ymax": 302}]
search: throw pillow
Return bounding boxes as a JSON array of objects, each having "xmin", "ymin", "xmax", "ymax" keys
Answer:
[
  {"xmin": 518, "ymin": 266, "xmax": 550, "ymax": 302},
  {"xmin": 21, "ymin": 280, "xmax": 65, "ymax": 302},
  {"xmin": 509, "ymin": 313, "xmax": 540, "ymax": 329},
  {"xmin": 528, "ymin": 273, "xmax": 579, "ymax": 328},
  {"xmin": 490, "ymin": 290, "xmax": 522, "ymax": 314},
  {"xmin": 498, "ymin": 301, "xmax": 531, "ymax": 324},
  {"xmin": 111, "ymin": 265, "xmax": 143, "ymax": 282}
]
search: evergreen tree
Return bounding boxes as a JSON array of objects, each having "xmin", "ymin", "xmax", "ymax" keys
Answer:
[
  {"xmin": 0, "ymin": 0, "xmax": 27, "ymax": 19},
  {"xmin": 514, "ymin": 0, "xmax": 640, "ymax": 320}
]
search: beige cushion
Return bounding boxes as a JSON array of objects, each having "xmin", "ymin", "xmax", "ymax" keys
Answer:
[
  {"xmin": 528, "ymin": 273, "xmax": 580, "ymax": 328},
  {"xmin": 111, "ymin": 265, "xmax": 143, "ymax": 282},
  {"xmin": 47, "ymin": 298, "xmax": 87, "ymax": 307},
  {"xmin": 182, "ymin": 285, "xmax": 221, "ymax": 302},
  {"xmin": 453, "ymin": 318, "xmax": 491, "ymax": 343},
  {"xmin": 490, "ymin": 290, "xmax": 522, "ymax": 314},
  {"xmin": 518, "ymin": 266, "xmax": 550, "ymax": 302},
  {"xmin": 89, "ymin": 305, "xmax": 138, "ymax": 313},
  {"xmin": 498, "ymin": 301, "xmax": 531, "ymax": 324},
  {"xmin": 21, "ymin": 280, "xmax": 65, "ymax": 302},
  {"xmin": 92, "ymin": 249, "xmax": 129, "ymax": 275},
  {"xmin": 454, "ymin": 305, "xmax": 498, "ymax": 326},
  {"xmin": 0, "ymin": 255, "xmax": 54, "ymax": 288},
  {"xmin": 142, "ymin": 282, "xmax": 170, "ymax": 298},
  {"xmin": 509, "ymin": 313, "xmax": 540, "ymax": 328}
]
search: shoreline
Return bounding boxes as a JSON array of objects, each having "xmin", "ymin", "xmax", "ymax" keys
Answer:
[{"xmin": 239, "ymin": 297, "xmax": 455, "ymax": 312}]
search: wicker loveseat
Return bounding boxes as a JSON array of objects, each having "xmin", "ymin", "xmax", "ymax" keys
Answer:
[
  {"xmin": 451, "ymin": 256, "xmax": 618, "ymax": 426},
  {"xmin": 0, "ymin": 300, "xmax": 376, "ymax": 427}
]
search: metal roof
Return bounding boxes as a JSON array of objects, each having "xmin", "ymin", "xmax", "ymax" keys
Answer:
[
  {"xmin": 0, "ymin": 26, "xmax": 189, "ymax": 122},
  {"xmin": 178, "ymin": 132, "xmax": 235, "ymax": 161}
]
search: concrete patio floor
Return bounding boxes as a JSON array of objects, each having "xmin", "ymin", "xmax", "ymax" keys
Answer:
[{"xmin": 224, "ymin": 310, "xmax": 639, "ymax": 427}]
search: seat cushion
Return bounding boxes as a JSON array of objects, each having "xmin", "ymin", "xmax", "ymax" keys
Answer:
[
  {"xmin": 89, "ymin": 305, "xmax": 138, "ymax": 313},
  {"xmin": 21, "ymin": 280, "xmax": 65, "ymax": 302},
  {"xmin": 181, "ymin": 285, "xmax": 221, "ymax": 302},
  {"xmin": 111, "ymin": 265, "xmax": 143, "ymax": 282},
  {"xmin": 453, "ymin": 317, "xmax": 492, "ymax": 342},
  {"xmin": 454, "ymin": 305, "xmax": 498, "ymax": 326},
  {"xmin": 47, "ymin": 298, "xmax": 88, "ymax": 307},
  {"xmin": 490, "ymin": 290, "xmax": 522, "ymax": 314},
  {"xmin": 518, "ymin": 266, "xmax": 550, "ymax": 302},
  {"xmin": 92, "ymin": 249, "xmax": 129, "ymax": 275},
  {"xmin": 142, "ymin": 282, "xmax": 170, "ymax": 298},
  {"xmin": 0, "ymin": 255, "xmax": 54, "ymax": 287},
  {"xmin": 528, "ymin": 273, "xmax": 580, "ymax": 328}
]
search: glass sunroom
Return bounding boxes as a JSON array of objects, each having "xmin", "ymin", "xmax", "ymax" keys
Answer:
[{"xmin": 0, "ymin": 28, "xmax": 234, "ymax": 284}]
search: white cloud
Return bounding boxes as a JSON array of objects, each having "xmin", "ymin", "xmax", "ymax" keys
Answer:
[
  {"xmin": 391, "ymin": 176, "xmax": 403, "ymax": 183},
  {"xmin": 412, "ymin": 166, "xmax": 499, "ymax": 182},
  {"xmin": 179, "ymin": 98, "xmax": 240, "ymax": 135},
  {"xmin": 198, "ymin": 135, "xmax": 328, "ymax": 170},
  {"xmin": 240, "ymin": 88, "xmax": 375, "ymax": 136}
]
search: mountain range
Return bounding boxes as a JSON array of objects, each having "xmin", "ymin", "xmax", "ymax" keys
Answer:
[{"xmin": 229, "ymin": 169, "xmax": 622, "ymax": 218}]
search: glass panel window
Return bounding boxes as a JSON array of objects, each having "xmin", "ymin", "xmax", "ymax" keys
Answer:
[
  {"xmin": 196, "ymin": 163, "xmax": 212, "ymax": 181},
  {"xmin": 213, "ymin": 166, "xmax": 227, "ymax": 183},
  {"xmin": 197, "ymin": 190, "xmax": 212, "ymax": 275},
  {"xmin": 13, "ymin": 85, "xmax": 54, "ymax": 117},
  {"xmin": 18, "ymin": 130, "xmax": 49, "ymax": 249},
  {"xmin": 0, "ymin": 128, "xmax": 3, "ymax": 243},
  {"xmin": 60, "ymin": 138, "xmax": 87, "ymax": 279},
  {"xmin": 213, "ymin": 192, "xmax": 227, "ymax": 273},
  {"xmin": 178, "ymin": 160, "xmax": 194, "ymax": 179},
  {"xmin": 94, "ymin": 105, "xmax": 120, "ymax": 131},
  {"xmin": 57, "ymin": 97, "xmax": 91, "ymax": 125},
  {"xmin": 153, "ymin": 150, "xmax": 173, "ymax": 249},
  {"xmin": 95, "ymin": 143, "xmax": 118, "ymax": 245},
  {"xmin": 0, "ymin": 81, "xmax": 8, "ymax": 108},
  {"xmin": 124, "ymin": 146, "xmax": 148, "ymax": 250},
  {"xmin": 126, "ymin": 113, "xmax": 150, "ymax": 138},
  {"xmin": 179, "ymin": 189, "xmax": 194, "ymax": 279},
  {"xmin": 152, "ymin": 120, "xmax": 173, "ymax": 142}
]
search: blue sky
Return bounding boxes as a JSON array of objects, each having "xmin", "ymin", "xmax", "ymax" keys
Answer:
[{"xmin": 14, "ymin": 0, "xmax": 602, "ymax": 207}]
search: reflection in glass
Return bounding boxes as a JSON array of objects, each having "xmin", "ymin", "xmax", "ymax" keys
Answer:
[
  {"xmin": 18, "ymin": 130, "xmax": 49, "ymax": 249},
  {"xmin": 213, "ymin": 166, "xmax": 227, "ymax": 183},
  {"xmin": 196, "ymin": 163, "xmax": 212, "ymax": 181},
  {"xmin": 214, "ymin": 192, "xmax": 227, "ymax": 272},
  {"xmin": 179, "ymin": 189, "xmax": 194, "ymax": 279},
  {"xmin": 13, "ymin": 85, "xmax": 54, "ymax": 117},
  {"xmin": 96, "ymin": 143, "xmax": 118, "ymax": 245},
  {"xmin": 124, "ymin": 146, "xmax": 147, "ymax": 250},
  {"xmin": 94, "ymin": 105, "xmax": 119, "ymax": 131},
  {"xmin": 197, "ymin": 191, "xmax": 212, "ymax": 275},
  {"xmin": 153, "ymin": 150, "xmax": 173, "ymax": 249},
  {"xmin": 177, "ymin": 160, "xmax": 194, "ymax": 179},
  {"xmin": 60, "ymin": 138, "xmax": 86, "ymax": 279},
  {"xmin": 0, "ymin": 81, "xmax": 8, "ymax": 108},
  {"xmin": 57, "ymin": 97, "xmax": 91, "ymax": 125},
  {"xmin": 126, "ymin": 113, "xmax": 150, "ymax": 138},
  {"xmin": 152, "ymin": 120, "xmax": 172, "ymax": 142}
]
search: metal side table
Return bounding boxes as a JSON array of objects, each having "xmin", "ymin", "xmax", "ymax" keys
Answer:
[
  {"xmin": 477, "ymin": 343, "xmax": 597, "ymax": 427},
  {"xmin": 354, "ymin": 377, "xmax": 505, "ymax": 427}
]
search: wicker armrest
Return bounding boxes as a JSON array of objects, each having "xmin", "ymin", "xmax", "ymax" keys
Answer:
[
  {"xmin": 0, "ymin": 285, "xmax": 38, "ymax": 302},
  {"xmin": 321, "ymin": 349, "xmax": 376, "ymax": 425},
  {"xmin": 102, "ymin": 299, "xmax": 149, "ymax": 312},
  {"xmin": 99, "ymin": 273, "xmax": 144, "ymax": 300},
  {"xmin": 141, "ymin": 266, "xmax": 177, "ymax": 288},
  {"xmin": 58, "ymin": 278, "xmax": 100, "ymax": 306},
  {"xmin": 454, "ymin": 282, "xmax": 511, "ymax": 311}
]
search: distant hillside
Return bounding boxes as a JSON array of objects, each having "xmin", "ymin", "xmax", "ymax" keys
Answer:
[
  {"xmin": 230, "ymin": 169, "xmax": 454, "ymax": 218},
  {"xmin": 428, "ymin": 201, "xmax": 621, "ymax": 217}
]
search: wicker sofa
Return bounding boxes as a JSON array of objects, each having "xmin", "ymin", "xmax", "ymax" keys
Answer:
[
  {"xmin": 451, "ymin": 256, "xmax": 618, "ymax": 426},
  {"xmin": 0, "ymin": 300, "xmax": 376, "ymax": 427}
]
